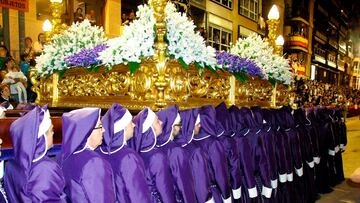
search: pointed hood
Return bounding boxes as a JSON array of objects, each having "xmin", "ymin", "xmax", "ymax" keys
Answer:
[
  {"xmin": 215, "ymin": 102, "xmax": 234, "ymax": 137},
  {"xmin": 60, "ymin": 108, "xmax": 101, "ymax": 164},
  {"xmin": 175, "ymin": 108, "xmax": 199, "ymax": 147},
  {"xmin": 228, "ymin": 105, "xmax": 246, "ymax": 132},
  {"xmin": 100, "ymin": 103, "xmax": 133, "ymax": 154},
  {"xmin": 130, "ymin": 108, "xmax": 157, "ymax": 153},
  {"xmin": 250, "ymin": 106, "xmax": 265, "ymax": 129},
  {"xmin": 156, "ymin": 105, "xmax": 180, "ymax": 147},
  {"xmin": 293, "ymin": 108, "xmax": 306, "ymax": 126},
  {"xmin": 239, "ymin": 107, "xmax": 257, "ymax": 128},
  {"xmin": 195, "ymin": 105, "xmax": 219, "ymax": 140},
  {"xmin": 262, "ymin": 108, "xmax": 277, "ymax": 128},
  {"xmin": 10, "ymin": 105, "xmax": 51, "ymax": 171},
  {"xmin": 280, "ymin": 106, "xmax": 296, "ymax": 129}
]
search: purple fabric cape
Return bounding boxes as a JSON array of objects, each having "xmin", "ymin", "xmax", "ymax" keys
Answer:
[
  {"xmin": 130, "ymin": 108, "xmax": 176, "ymax": 203},
  {"xmin": 194, "ymin": 105, "xmax": 231, "ymax": 202},
  {"xmin": 156, "ymin": 105, "xmax": 197, "ymax": 203},
  {"xmin": 99, "ymin": 103, "xmax": 151, "ymax": 203},
  {"xmin": 215, "ymin": 102, "xmax": 242, "ymax": 199},
  {"xmin": 4, "ymin": 106, "xmax": 66, "ymax": 202},
  {"xmin": 179, "ymin": 108, "xmax": 213, "ymax": 203},
  {"xmin": 60, "ymin": 108, "xmax": 116, "ymax": 203}
]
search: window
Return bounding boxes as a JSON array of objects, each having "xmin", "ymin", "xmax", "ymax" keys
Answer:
[
  {"xmin": 239, "ymin": 0, "xmax": 261, "ymax": 21},
  {"xmin": 211, "ymin": 0, "xmax": 233, "ymax": 9},
  {"xmin": 208, "ymin": 25, "xmax": 232, "ymax": 51}
]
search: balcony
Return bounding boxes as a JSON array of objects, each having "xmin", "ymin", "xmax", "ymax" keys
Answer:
[
  {"xmin": 327, "ymin": 54, "xmax": 337, "ymax": 68},
  {"xmin": 314, "ymin": 31, "xmax": 327, "ymax": 44},
  {"xmin": 287, "ymin": 35, "xmax": 308, "ymax": 51},
  {"xmin": 291, "ymin": 62, "xmax": 306, "ymax": 75},
  {"xmin": 314, "ymin": 47, "xmax": 326, "ymax": 64},
  {"xmin": 337, "ymin": 60, "xmax": 345, "ymax": 71},
  {"xmin": 329, "ymin": 38, "xmax": 338, "ymax": 49}
]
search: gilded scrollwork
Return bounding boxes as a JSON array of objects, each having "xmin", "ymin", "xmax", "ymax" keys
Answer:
[
  {"xmin": 207, "ymin": 75, "xmax": 230, "ymax": 100},
  {"xmin": 276, "ymin": 83, "xmax": 290, "ymax": 106},
  {"xmin": 235, "ymin": 77, "xmax": 273, "ymax": 107},
  {"xmin": 189, "ymin": 74, "xmax": 209, "ymax": 98},
  {"xmin": 165, "ymin": 62, "xmax": 190, "ymax": 102}
]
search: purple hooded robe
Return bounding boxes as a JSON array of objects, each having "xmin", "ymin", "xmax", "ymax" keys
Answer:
[
  {"xmin": 229, "ymin": 105, "xmax": 256, "ymax": 200},
  {"xmin": 176, "ymin": 108, "xmax": 214, "ymax": 203},
  {"xmin": 4, "ymin": 106, "xmax": 66, "ymax": 203},
  {"xmin": 129, "ymin": 108, "xmax": 176, "ymax": 203},
  {"xmin": 156, "ymin": 105, "xmax": 197, "ymax": 203},
  {"xmin": 215, "ymin": 102, "xmax": 242, "ymax": 200},
  {"xmin": 98, "ymin": 103, "xmax": 151, "ymax": 203},
  {"xmin": 59, "ymin": 108, "xmax": 116, "ymax": 203},
  {"xmin": 194, "ymin": 105, "xmax": 232, "ymax": 203}
]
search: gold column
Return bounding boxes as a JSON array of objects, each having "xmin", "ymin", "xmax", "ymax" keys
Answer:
[
  {"xmin": 50, "ymin": 0, "xmax": 64, "ymax": 36},
  {"xmin": 151, "ymin": 0, "xmax": 169, "ymax": 108},
  {"xmin": 267, "ymin": 19, "xmax": 279, "ymax": 50},
  {"xmin": 267, "ymin": 4, "xmax": 280, "ymax": 107},
  {"xmin": 104, "ymin": 0, "xmax": 121, "ymax": 38}
]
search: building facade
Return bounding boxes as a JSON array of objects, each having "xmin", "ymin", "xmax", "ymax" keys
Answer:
[{"xmin": 310, "ymin": 0, "xmax": 353, "ymax": 86}]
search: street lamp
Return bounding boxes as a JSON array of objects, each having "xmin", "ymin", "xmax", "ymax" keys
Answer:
[
  {"xmin": 43, "ymin": 19, "xmax": 53, "ymax": 42},
  {"xmin": 267, "ymin": 4, "xmax": 280, "ymax": 50},
  {"xmin": 275, "ymin": 35, "xmax": 284, "ymax": 55},
  {"xmin": 42, "ymin": 19, "xmax": 52, "ymax": 32}
]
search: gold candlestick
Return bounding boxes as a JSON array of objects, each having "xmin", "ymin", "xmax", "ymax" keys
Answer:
[{"xmin": 151, "ymin": 0, "xmax": 169, "ymax": 108}]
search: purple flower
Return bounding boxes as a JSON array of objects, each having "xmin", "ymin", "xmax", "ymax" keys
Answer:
[
  {"xmin": 216, "ymin": 51, "xmax": 263, "ymax": 78},
  {"xmin": 65, "ymin": 44, "xmax": 108, "ymax": 67}
]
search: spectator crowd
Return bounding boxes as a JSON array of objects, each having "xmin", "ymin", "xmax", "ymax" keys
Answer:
[{"xmin": 292, "ymin": 78, "xmax": 360, "ymax": 109}]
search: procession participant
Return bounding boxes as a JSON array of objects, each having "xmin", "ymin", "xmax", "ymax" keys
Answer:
[
  {"xmin": 129, "ymin": 107, "xmax": 176, "ymax": 203},
  {"xmin": 5, "ymin": 106, "xmax": 66, "ymax": 202},
  {"xmin": 215, "ymin": 102, "xmax": 242, "ymax": 201},
  {"xmin": 176, "ymin": 108, "xmax": 214, "ymax": 203},
  {"xmin": 99, "ymin": 103, "xmax": 151, "ymax": 203},
  {"xmin": 59, "ymin": 107, "xmax": 116, "ymax": 203},
  {"xmin": 156, "ymin": 105, "xmax": 197, "ymax": 203},
  {"xmin": 194, "ymin": 105, "xmax": 232, "ymax": 203}
]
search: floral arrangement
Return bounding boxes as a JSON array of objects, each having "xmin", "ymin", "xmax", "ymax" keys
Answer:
[
  {"xmin": 165, "ymin": 2, "xmax": 217, "ymax": 71},
  {"xmin": 64, "ymin": 44, "xmax": 107, "ymax": 68},
  {"xmin": 35, "ymin": 3, "xmax": 291, "ymax": 86},
  {"xmin": 97, "ymin": 4, "xmax": 156, "ymax": 73},
  {"xmin": 36, "ymin": 3, "xmax": 218, "ymax": 76},
  {"xmin": 230, "ymin": 34, "xmax": 293, "ymax": 85},
  {"xmin": 216, "ymin": 51, "xmax": 263, "ymax": 82},
  {"xmin": 35, "ymin": 19, "xmax": 106, "ymax": 76}
]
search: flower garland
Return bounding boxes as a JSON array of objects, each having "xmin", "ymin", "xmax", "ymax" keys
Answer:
[
  {"xmin": 35, "ymin": 19, "xmax": 106, "ymax": 76},
  {"xmin": 230, "ymin": 34, "xmax": 293, "ymax": 85},
  {"xmin": 216, "ymin": 51, "xmax": 263, "ymax": 82},
  {"xmin": 97, "ymin": 4, "xmax": 156, "ymax": 73},
  {"xmin": 165, "ymin": 2, "xmax": 217, "ymax": 71}
]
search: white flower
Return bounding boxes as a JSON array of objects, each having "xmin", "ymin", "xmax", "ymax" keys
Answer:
[
  {"xmin": 98, "ymin": 4, "xmax": 156, "ymax": 67},
  {"xmin": 35, "ymin": 19, "xmax": 106, "ymax": 76},
  {"xmin": 165, "ymin": 2, "xmax": 217, "ymax": 69},
  {"xmin": 230, "ymin": 34, "xmax": 293, "ymax": 84}
]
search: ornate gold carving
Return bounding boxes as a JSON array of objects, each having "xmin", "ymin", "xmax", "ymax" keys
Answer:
[
  {"xmin": 166, "ymin": 61, "xmax": 190, "ymax": 102},
  {"xmin": 235, "ymin": 77, "xmax": 273, "ymax": 107},
  {"xmin": 276, "ymin": 83, "xmax": 291, "ymax": 107},
  {"xmin": 151, "ymin": 0, "xmax": 169, "ymax": 108},
  {"xmin": 129, "ymin": 63, "xmax": 155, "ymax": 101}
]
